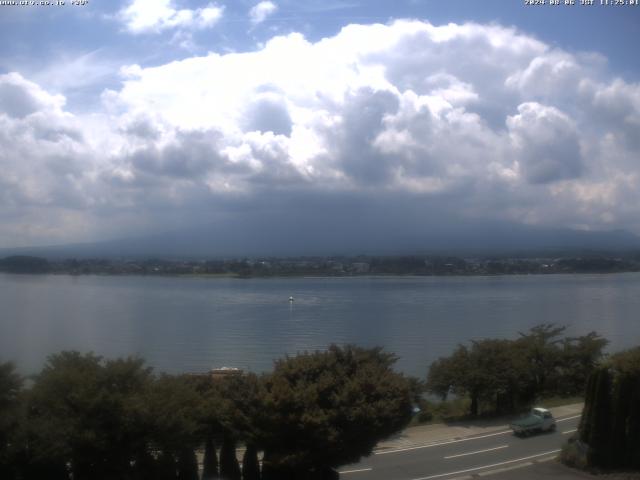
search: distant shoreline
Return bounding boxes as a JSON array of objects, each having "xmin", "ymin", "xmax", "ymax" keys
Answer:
[
  {"xmin": 2, "ymin": 254, "xmax": 640, "ymax": 277},
  {"xmin": 2, "ymin": 270, "xmax": 640, "ymax": 280}
]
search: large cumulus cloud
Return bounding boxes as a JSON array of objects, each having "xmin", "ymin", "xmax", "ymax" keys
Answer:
[
  {"xmin": 2, "ymin": 19, "xmax": 640, "ymax": 248},
  {"xmin": 507, "ymin": 102, "xmax": 584, "ymax": 184}
]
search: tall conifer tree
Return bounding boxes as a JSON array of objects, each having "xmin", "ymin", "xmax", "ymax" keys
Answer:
[{"xmin": 202, "ymin": 436, "xmax": 219, "ymax": 480}]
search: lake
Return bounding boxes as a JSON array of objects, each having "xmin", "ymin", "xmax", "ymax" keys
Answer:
[{"xmin": 1, "ymin": 273, "xmax": 639, "ymax": 378}]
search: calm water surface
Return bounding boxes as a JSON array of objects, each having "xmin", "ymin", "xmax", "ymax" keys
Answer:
[{"xmin": 1, "ymin": 273, "xmax": 640, "ymax": 377}]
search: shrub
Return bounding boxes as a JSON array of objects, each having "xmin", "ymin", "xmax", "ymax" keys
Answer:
[{"xmin": 560, "ymin": 439, "xmax": 588, "ymax": 470}]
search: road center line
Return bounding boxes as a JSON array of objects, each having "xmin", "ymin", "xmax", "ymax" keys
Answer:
[
  {"xmin": 339, "ymin": 468, "xmax": 373, "ymax": 474},
  {"xmin": 562, "ymin": 428, "xmax": 578, "ymax": 434},
  {"xmin": 410, "ymin": 449, "xmax": 562, "ymax": 480},
  {"xmin": 444, "ymin": 444, "xmax": 508, "ymax": 459},
  {"xmin": 556, "ymin": 414, "xmax": 581, "ymax": 422},
  {"xmin": 376, "ymin": 430, "xmax": 511, "ymax": 455}
]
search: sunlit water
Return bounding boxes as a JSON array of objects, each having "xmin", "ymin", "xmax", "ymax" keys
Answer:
[{"xmin": 1, "ymin": 273, "xmax": 639, "ymax": 378}]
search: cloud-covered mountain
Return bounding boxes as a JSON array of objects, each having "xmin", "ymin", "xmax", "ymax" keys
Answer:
[{"xmin": 4, "ymin": 219, "xmax": 639, "ymax": 260}]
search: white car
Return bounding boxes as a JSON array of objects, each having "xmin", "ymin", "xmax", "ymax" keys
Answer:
[{"xmin": 509, "ymin": 407, "xmax": 557, "ymax": 436}]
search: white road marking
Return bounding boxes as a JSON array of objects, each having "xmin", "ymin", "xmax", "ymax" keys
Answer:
[
  {"xmin": 556, "ymin": 414, "xmax": 581, "ymax": 422},
  {"xmin": 376, "ymin": 413, "xmax": 580, "ymax": 456},
  {"xmin": 410, "ymin": 449, "xmax": 562, "ymax": 480},
  {"xmin": 444, "ymin": 444, "xmax": 509, "ymax": 459},
  {"xmin": 477, "ymin": 461, "xmax": 533, "ymax": 476},
  {"xmin": 562, "ymin": 428, "xmax": 578, "ymax": 434},
  {"xmin": 339, "ymin": 468, "xmax": 373, "ymax": 474},
  {"xmin": 376, "ymin": 430, "xmax": 511, "ymax": 455}
]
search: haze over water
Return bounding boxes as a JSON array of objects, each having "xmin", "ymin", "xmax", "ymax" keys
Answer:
[{"xmin": 2, "ymin": 273, "xmax": 639, "ymax": 378}]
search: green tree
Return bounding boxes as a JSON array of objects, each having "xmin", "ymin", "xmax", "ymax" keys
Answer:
[
  {"xmin": 609, "ymin": 373, "xmax": 634, "ymax": 467},
  {"xmin": 242, "ymin": 444, "xmax": 260, "ymax": 480},
  {"xmin": 609, "ymin": 347, "xmax": 640, "ymax": 469},
  {"xmin": 578, "ymin": 371, "xmax": 598, "ymax": 444},
  {"xmin": 202, "ymin": 436, "xmax": 219, "ymax": 480},
  {"xmin": 427, "ymin": 340, "xmax": 525, "ymax": 416},
  {"xmin": 0, "ymin": 362, "xmax": 22, "ymax": 479},
  {"xmin": 208, "ymin": 373, "xmax": 263, "ymax": 480},
  {"xmin": 558, "ymin": 332, "xmax": 608, "ymax": 396},
  {"xmin": 156, "ymin": 451, "xmax": 177, "ymax": 480},
  {"xmin": 426, "ymin": 325, "xmax": 603, "ymax": 416},
  {"xmin": 214, "ymin": 373, "xmax": 263, "ymax": 443},
  {"xmin": 426, "ymin": 347, "xmax": 466, "ymax": 402},
  {"xmin": 256, "ymin": 345, "xmax": 413, "ymax": 479},
  {"xmin": 189, "ymin": 375, "xmax": 222, "ymax": 480},
  {"xmin": 145, "ymin": 374, "xmax": 204, "ymax": 479},
  {"xmin": 219, "ymin": 435, "xmax": 241, "ymax": 480},
  {"xmin": 578, "ymin": 346, "xmax": 640, "ymax": 470},
  {"xmin": 25, "ymin": 352, "xmax": 153, "ymax": 480},
  {"xmin": 516, "ymin": 324, "xmax": 566, "ymax": 397},
  {"xmin": 585, "ymin": 368, "xmax": 613, "ymax": 467},
  {"xmin": 133, "ymin": 449, "xmax": 158, "ymax": 480},
  {"xmin": 177, "ymin": 448, "xmax": 199, "ymax": 480},
  {"xmin": 609, "ymin": 345, "xmax": 640, "ymax": 374}
]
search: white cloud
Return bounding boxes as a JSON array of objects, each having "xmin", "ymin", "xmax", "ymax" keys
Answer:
[
  {"xmin": 507, "ymin": 102, "xmax": 583, "ymax": 184},
  {"xmin": 506, "ymin": 50, "xmax": 582, "ymax": 96},
  {"xmin": 3, "ymin": 20, "xmax": 640, "ymax": 247},
  {"xmin": 119, "ymin": 0, "xmax": 223, "ymax": 34},
  {"xmin": 0, "ymin": 73, "xmax": 98, "ymax": 245},
  {"xmin": 249, "ymin": 1, "xmax": 277, "ymax": 25},
  {"xmin": 0, "ymin": 72, "xmax": 66, "ymax": 118}
]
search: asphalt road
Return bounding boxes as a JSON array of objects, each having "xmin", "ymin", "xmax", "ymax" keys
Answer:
[{"xmin": 339, "ymin": 414, "xmax": 581, "ymax": 480}]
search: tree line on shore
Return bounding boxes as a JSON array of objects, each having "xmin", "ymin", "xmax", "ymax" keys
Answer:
[
  {"xmin": 0, "ymin": 345, "xmax": 416, "ymax": 480},
  {"xmin": 426, "ymin": 324, "xmax": 608, "ymax": 416},
  {"xmin": 2, "ymin": 253, "xmax": 640, "ymax": 276}
]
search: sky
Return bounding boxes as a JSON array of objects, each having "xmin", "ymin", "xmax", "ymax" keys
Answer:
[{"xmin": 0, "ymin": 0, "xmax": 639, "ymax": 252}]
